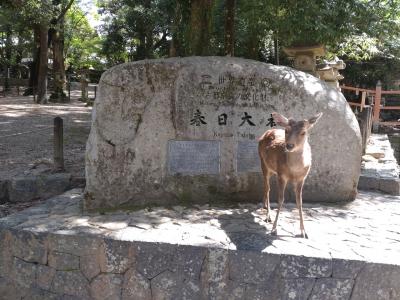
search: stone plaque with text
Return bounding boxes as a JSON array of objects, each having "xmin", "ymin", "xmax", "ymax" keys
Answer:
[
  {"xmin": 168, "ymin": 140, "xmax": 220, "ymax": 175},
  {"xmin": 237, "ymin": 141, "xmax": 261, "ymax": 173}
]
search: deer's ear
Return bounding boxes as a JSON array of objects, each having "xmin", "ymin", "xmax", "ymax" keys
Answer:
[
  {"xmin": 272, "ymin": 112, "xmax": 289, "ymax": 127},
  {"xmin": 307, "ymin": 112, "xmax": 323, "ymax": 128}
]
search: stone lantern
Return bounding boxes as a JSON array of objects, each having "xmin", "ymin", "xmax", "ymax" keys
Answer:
[
  {"xmin": 283, "ymin": 45, "xmax": 326, "ymax": 75},
  {"xmin": 79, "ymin": 68, "xmax": 90, "ymax": 101},
  {"xmin": 283, "ymin": 45, "xmax": 346, "ymax": 90},
  {"xmin": 315, "ymin": 57, "xmax": 346, "ymax": 90}
]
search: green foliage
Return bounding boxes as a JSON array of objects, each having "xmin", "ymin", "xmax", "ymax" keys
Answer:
[
  {"xmin": 2, "ymin": 0, "xmax": 400, "ymax": 85},
  {"xmin": 98, "ymin": 0, "xmax": 176, "ymax": 64},
  {"xmin": 64, "ymin": 4, "xmax": 104, "ymax": 70}
]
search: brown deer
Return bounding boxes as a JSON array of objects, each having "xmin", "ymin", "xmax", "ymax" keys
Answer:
[{"xmin": 258, "ymin": 112, "xmax": 322, "ymax": 238}]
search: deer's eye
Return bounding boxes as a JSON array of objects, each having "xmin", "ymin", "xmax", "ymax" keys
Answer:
[{"xmin": 301, "ymin": 132, "xmax": 306, "ymax": 136}]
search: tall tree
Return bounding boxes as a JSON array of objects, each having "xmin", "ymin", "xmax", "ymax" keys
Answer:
[
  {"xmin": 2, "ymin": 0, "xmax": 56, "ymax": 103},
  {"xmin": 224, "ymin": 0, "xmax": 235, "ymax": 56},
  {"xmin": 36, "ymin": 23, "xmax": 49, "ymax": 103},
  {"xmin": 50, "ymin": 0, "xmax": 75, "ymax": 102},
  {"xmin": 64, "ymin": 4, "xmax": 103, "ymax": 70},
  {"xmin": 187, "ymin": 0, "xmax": 213, "ymax": 55}
]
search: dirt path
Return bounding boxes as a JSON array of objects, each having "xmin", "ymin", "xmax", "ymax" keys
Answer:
[{"xmin": 0, "ymin": 90, "xmax": 93, "ymax": 180}]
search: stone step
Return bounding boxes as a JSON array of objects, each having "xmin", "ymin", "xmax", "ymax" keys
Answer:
[
  {"xmin": 360, "ymin": 134, "xmax": 400, "ymax": 195},
  {"xmin": 0, "ymin": 173, "xmax": 85, "ymax": 204},
  {"xmin": 1, "ymin": 189, "xmax": 400, "ymax": 299}
]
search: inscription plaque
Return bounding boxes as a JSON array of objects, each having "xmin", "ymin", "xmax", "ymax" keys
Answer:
[
  {"xmin": 168, "ymin": 140, "xmax": 220, "ymax": 175},
  {"xmin": 237, "ymin": 141, "xmax": 261, "ymax": 173}
]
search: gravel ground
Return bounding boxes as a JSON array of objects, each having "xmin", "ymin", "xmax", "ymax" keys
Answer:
[
  {"xmin": 0, "ymin": 89, "xmax": 93, "ymax": 179},
  {"xmin": 0, "ymin": 88, "xmax": 94, "ymax": 216}
]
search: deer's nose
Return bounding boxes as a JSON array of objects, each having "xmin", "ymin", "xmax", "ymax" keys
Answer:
[{"xmin": 286, "ymin": 143, "xmax": 294, "ymax": 151}]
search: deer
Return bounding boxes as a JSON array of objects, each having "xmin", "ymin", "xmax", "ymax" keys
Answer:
[{"xmin": 258, "ymin": 112, "xmax": 322, "ymax": 238}]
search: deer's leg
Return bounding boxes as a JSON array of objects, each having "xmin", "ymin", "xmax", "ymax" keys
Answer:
[
  {"xmin": 260, "ymin": 161, "xmax": 272, "ymax": 222},
  {"xmin": 295, "ymin": 180, "xmax": 308, "ymax": 239},
  {"xmin": 271, "ymin": 176, "xmax": 287, "ymax": 235}
]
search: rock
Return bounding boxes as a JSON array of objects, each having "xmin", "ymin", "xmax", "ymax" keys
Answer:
[
  {"xmin": 36, "ymin": 265, "xmax": 56, "ymax": 290},
  {"xmin": 122, "ymin": 269, "xmax": 151, "ymax": 300},
  {"xmin": 11, "ymin": 230, "xmax": 47, "ymax": 265},
  {"xmin": 379, "ymin": 178, "xmax": 400, "ymax": 195},
  {"xmin": 150, "ymin": 270, "xmax": 180, "ymax": 300},
  {"xmin": 50, "ymin": 270, "xmax": 90, "ymax": 299},
  {"xmin": 362, "ymin": 155, "xmax": 377, "ymax": 162},
  {"xmin": 48, "ymin": 234, "xmax": 102, "ymax": 257},
  {"xmin": 80, "ymin": 254, "xmax": 101, "ymax": 281},
  {"xmin": 174, "ymin": 245, "xmax": 207, "ymax": 279},
  {"xmin": 0, "ymin": 276, "xmax": 30, "ymax": 299},
  {"xmin": 24, "ymin": 287, "xmax": 58, "ymax": 300},
  {"xmin": 7, "ymin": 173, "xmax": 71, "ymax": 203},
  {"xmin": 85, "ymin": 57, "xmax": 361, "ymax": 210},
  {"xmin": 332, "ymin": 258, "xmax": 365, "ymax": 279},
  {"xmin": 0, "ymin": 180, "xmax": 8, "ymax": 203},
  {"xmin": 136, "ymin": 243, "xmax": 177, "ymax": 279},
  {"xmin": 90, "ymin": 273, "xmax": 123, "ymax": 300},
  {"xmin": 282, "ymin": 278, "xmax": 315, "ymax": 300},
  {"xmin": 23, "ymin": 288, "xmax": 60, "ymax": 300},
  {"xmin": 228, "ymin": 250, "xmax": 280, "ymax": 284},
  {"xmin": 36, "ymin": 173, "xmax": 71, "ymax": 199},
  {"xmin": 309, "ymin": 278, "xmax": 354, "ymax": 300},
  {"xmin": 99, "ymin": 239, "xmax": 135, "ymax": 273},
  {"xmin": 11, "ymin": 257, "xmax": 37, "ymax": 288},
  {"xmin": 8, "ymin": 176, "xmax": 38, "ymax": 203},
  {"xmin": 48, "ymin": 251, "xmax": 80, "ymax": 271},
  {"xmin": 366, "ymin": 152, "xmax": 385, "ymax": 159},
  {"xmin": 279, "ymin": 255, "xmax": 332, "ymax": 278},
  {"xmin": 351, "ymin": 263, "xmax": 400, "ymax": 300},
  {"xmin": 200, "ymin": 248, "xmax": 229, "ymax": 299}
]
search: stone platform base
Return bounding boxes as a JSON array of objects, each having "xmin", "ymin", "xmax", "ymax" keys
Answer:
[
  {"xmin": 1, "ymin": 189, "xmax": 400, "ymax": 300},
  {"xmin": 359, "ymin": 134, "xmax": 400, "ymax": 195},
  {"xmin": 0, "ymin": 173, "xmax": 81, "ymax": 204}
]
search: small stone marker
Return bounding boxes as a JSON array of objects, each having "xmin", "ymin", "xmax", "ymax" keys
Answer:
[{"xmin": 85, "ymin": 57, "xmax": 361, "ymax": 211}]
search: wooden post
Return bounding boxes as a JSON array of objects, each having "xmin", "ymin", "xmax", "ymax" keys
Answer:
[
  {"xmin": 94, "ymin": 85, "xmax": 97, "ymax": 99},
  {"xmin": 359, "ymin": 106, "xmax": 373, "ymax": 154},
  {"xmin": 360, "ymin": 91, "xmax": 366, "ymax": 112},
  {"xmin": 54, "ymin": 117, "xmax": 64, "ymax": 171},
  {"xmin": 373, "ymin": 81, "xmax": 382, "ymax": 130}
]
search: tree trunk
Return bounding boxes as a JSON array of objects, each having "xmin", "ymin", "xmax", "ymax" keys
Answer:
[
  {"xmin": 169, "ymin": 4, "xmax": 179, "ymax": 57},
  {"xmin": 144, "ymin": 0, "xmax": 153, "ymax": 59},
  {"xmin": 188, "ymin": 0, "xmax": 212, "ymax": 55},
  {"xmin": 274, "ymin": 34, "xmax": 279, "ymax": 65},
  {"xmin": 16, "ymin": 30, "xmax": 23, "ymax": 65},
  {"xmin": 136, "ymin": 31, "xmax": 146, "ymax": 60},
  {"xmin": 224, "ymin": 0, "xmax": 235, "ymax": 56},
  {"xmin": 246, "ymin": 31, "xmax": 259, "ymax": 60},
  {"xmin": 135, "ymin": 0, "xmax": 152, "ymax": 60},
  {"xmin": 36, "ymin": 24, "xmax": 48, "ymax": 104},
  {"xmin": 4, "ymin": 25, "xmax": 12, "ymax": 92},
  {"xmin": 25, "ymin": 26, "xmax": 40, "ymax": 96},
  {"xmin": 50, "ymin": 19, "xmax": 67, "ymax": 102}
]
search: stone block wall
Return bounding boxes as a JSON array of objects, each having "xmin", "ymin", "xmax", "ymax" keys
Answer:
[{"xmin": 1, "ymin": 228, "xmax": 399, "ymax": 300}]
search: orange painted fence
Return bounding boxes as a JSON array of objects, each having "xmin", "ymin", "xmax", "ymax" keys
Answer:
[{"xmin": 341, "ymin": 81, "xmax": 400, "ymax": 127}]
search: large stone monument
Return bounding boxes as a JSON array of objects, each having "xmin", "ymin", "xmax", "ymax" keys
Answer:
[{"xmin": 85, "ymin": 57, "xmax": 361, "ymax": 211}]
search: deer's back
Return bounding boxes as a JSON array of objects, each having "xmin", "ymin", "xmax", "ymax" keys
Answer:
[
  {"xmin": 258, "ymin": 129, "xmax": 286, "ymax": 172},
  {"xmin": 258, "ymin": 129, "xmax": 311, "ymax": 180}
]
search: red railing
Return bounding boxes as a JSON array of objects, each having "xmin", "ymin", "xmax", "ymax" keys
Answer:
[{"xmin": 341, "ymin": 82, "xmax": 400, "ymax": 126}]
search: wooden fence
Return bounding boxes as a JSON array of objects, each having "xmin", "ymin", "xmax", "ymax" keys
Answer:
[
  {"xmin": 341, "ymin": 81, "xmax": 400, "ymax": 126},
  {"xmin": 340, "ymin": 82, "xmax": 400, "ymax": 154}
]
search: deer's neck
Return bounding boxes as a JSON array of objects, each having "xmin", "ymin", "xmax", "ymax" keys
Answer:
[{"xmin": 286, "ymin": 141, "xmax": 312, "ymax": 168}]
